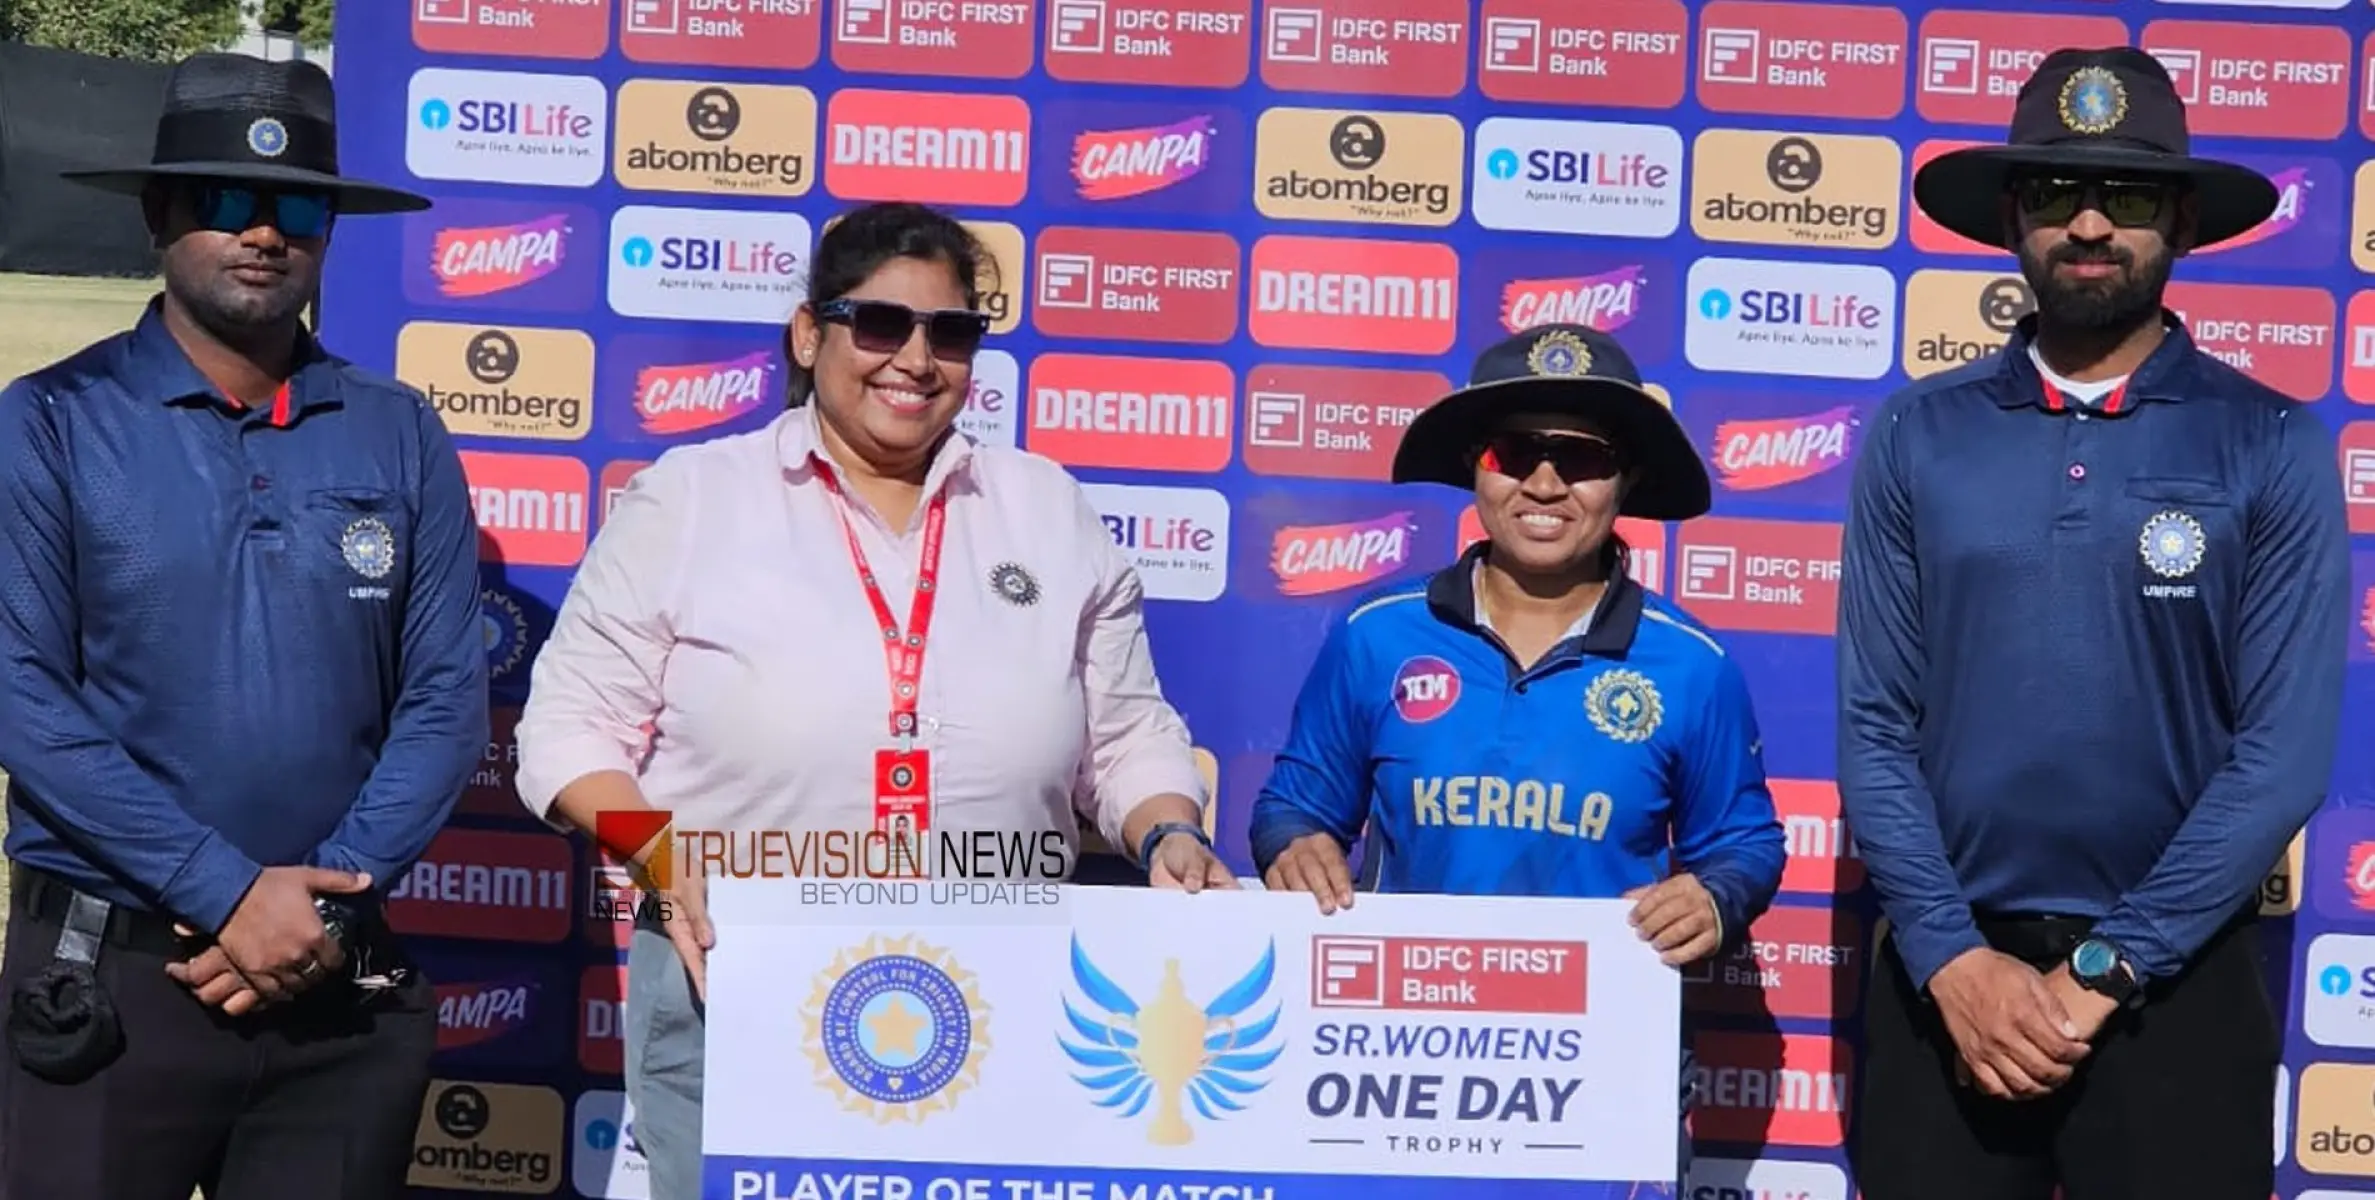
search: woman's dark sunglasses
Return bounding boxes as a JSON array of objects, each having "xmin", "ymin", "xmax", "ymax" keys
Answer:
[
  {"xmin": 812, "ymin": 298, "xmax": 990, "ymax": 363},
  {"xmin": 1477, "ymin": 431, "xmax": 1621, "ymax": 483},
  {"xmin": 2014, "ymin": 176, "xmax": 2176, "ymax": 228},
  {"xmin": 188, "ymin": 183, "xmax": 334, "ymax": 240}
]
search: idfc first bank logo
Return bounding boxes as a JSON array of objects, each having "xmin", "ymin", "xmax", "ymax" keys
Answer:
[{"xmin": 406, "ymin": 68, "xmax": 607, "ymax": 188}]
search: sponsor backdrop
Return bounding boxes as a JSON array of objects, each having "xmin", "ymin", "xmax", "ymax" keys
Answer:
[{"xmin": 320, "ymin": 0, "xmax": 2375, "ymax": 1196}]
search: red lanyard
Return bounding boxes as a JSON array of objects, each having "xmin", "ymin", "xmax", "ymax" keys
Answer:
[{"xmin": 813, "ymin": 461, "xmax": 948, "ymax": 747}]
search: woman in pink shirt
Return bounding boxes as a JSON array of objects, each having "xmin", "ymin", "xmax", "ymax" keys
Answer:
[{"xmin": 514, "ymin": 202, "xmax": 1231, "ymax": 1200}]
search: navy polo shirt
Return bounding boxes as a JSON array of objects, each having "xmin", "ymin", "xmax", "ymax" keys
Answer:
[
  {"xmin": 1249, "ymin": 545, "xmax": 1786, "ymax": 941},
  {"xmin": 1837, "ymin": 314, "xmax": 2350, "ymax": 989},
  {"xmin": 0, "ymin": 299, "xmax": 488, "ymax": 932}
]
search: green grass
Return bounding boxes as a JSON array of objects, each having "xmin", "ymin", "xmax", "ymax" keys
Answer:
[
  {"xmin": 0, "ymin": 272, "xmax": 159, "ymax": 382},
  {"xmin": 0, "ymin": 272, "xmax": 161, "ymax": 929}
]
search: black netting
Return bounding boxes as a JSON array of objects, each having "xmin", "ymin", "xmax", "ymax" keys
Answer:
[{"xmin": 0, "ymin": 41, "xmax": 169, "ymax": 277}]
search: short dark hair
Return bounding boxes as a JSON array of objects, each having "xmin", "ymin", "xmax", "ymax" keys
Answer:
[{"xmin": 787, "ymin": 202, "xmax": 993, "ymax": 407}]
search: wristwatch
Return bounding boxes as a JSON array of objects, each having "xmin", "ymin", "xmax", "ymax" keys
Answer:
[
  {"xmin": 1137, "ymin": 821, "xmax": 1212, "ymax": 871},
  {"xmin": 2069, "ymin": 936, "xmax": 2143, "ymax": 1009}
]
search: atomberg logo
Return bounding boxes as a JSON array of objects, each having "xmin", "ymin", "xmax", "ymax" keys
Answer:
[
  {"xmin": 1711, "ymin": 405, "xmax": 1857, "ymax": 491},
  {"xmin": 396, "ymin": 322, "xmax": 594, "ymax": 443},
  {"xmin": 1253, "ymin": 108, "xmax": 1466, "ymax": 227},
  {"xmin": 632, "ymin": 351, "xmax": 774, "ymax": 437},
  {"xmin": 1075, "ymin": 114, "xmax": 1218, "ymax": 200},
  {"xmin": 1270, "ymin": 512, "xmax": 1418, "ymax": 597},
  {"xmin": 1902, "ymin": 269, "xmax": 2036, "ymax": 380},
  {"xmin": 613, "ymin": 80, "xmax": 819, "ymax": 198},
  {"xmin": 1689, "ymin": 129, "xmax": 1902, "ymax": 251}
]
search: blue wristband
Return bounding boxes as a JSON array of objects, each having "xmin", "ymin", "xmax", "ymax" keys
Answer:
[{"xmin": 1138, "ymin": 821, "xmax": 1211, "ymax": 870}]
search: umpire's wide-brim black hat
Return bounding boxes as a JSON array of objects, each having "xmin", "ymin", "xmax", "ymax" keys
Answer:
[
  {"xmin": 62, "ymin": 52, "xmax": 429, "ymax": 215},
  {"xmin": 1390, "ymin": 325, "xmax": 1709, "ymax": 522},
  {"xmin": 1915, "ymin": 46, "xmax": 2275, "ymax": 250}
]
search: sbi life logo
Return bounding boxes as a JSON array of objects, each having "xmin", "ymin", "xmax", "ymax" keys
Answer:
[
  {"xmin": 1485, "ymin": 148, "xmax": 1521, "ymax": 182},
  {"xmin": 2322, "ymin": 964, "xmax": 2363, "ymax": 997},
  {"xmin": 620, "ymin": 237, "xmax": 656, "ymax": 269},
  {"xmin": 1698, "ymin": 289, "xmax": 1734, "ymax": 321},
  {"xmin": 419, "ymin": 98, "xmax": 453, "ymax": 131}
]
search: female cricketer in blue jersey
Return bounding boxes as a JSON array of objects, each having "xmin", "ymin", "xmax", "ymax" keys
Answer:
[{"xmin": 1248, "ymin": 324, "xmax": 1785, "ymax": 969}]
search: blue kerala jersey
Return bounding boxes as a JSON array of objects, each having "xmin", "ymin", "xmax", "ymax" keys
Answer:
[{"xmin": 1249, "ymin": 544, "xmax": 1785, "ymax": 941}]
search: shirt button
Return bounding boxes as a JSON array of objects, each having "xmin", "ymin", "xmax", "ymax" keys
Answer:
[
  {"xmin": 2069, "ymin": 464, "xmax": 2086, "ymax": 481},
  {"xmin": 250, "ymin": 474, "xmax": 270, "ymax": 492}
]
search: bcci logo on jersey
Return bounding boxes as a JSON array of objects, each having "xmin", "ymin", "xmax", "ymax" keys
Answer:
[
  {"xmin": 343, "ymin": 516, "xmax": 396, "ymax": 600},
  {"xmin": 1059, "ymin": 936, "xmax": 1283, "ymax": 1145},
  {"xmin": 803, "ymin": 936, "xmax": 989, "ymax": 1123},
  {"xmin": 2137, "ymin": 510, "xmax": 2206, "ymax": 600}
]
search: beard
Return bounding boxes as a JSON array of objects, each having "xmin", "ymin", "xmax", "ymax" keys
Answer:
[
  {"xmin": 2016, "ymin": 237, "xmax": 2173, "ymax": 336},
  {"xmin": 162, "ymin": 247, "xmax": 315, "ymax": 347}
]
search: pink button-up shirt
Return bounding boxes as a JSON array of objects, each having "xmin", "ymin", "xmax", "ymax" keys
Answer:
[{"xmin": 512, "ymin": 404, "xmax": 1206, "ymax": 859}]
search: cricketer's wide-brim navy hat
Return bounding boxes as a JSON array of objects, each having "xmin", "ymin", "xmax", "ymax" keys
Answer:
[
  {"xmin": 1390, "ymin": 325, "xmax": 1710, "ymax": 522},
  {"xmin": 1914, "ymin": 46, "xmax": 2275, "ymax": 250},
  {"xmin": 61, "ymin": 52, "xmax": 429, "ymax": 215}
]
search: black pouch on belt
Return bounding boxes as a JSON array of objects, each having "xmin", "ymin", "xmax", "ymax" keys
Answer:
[{"xmin": 6, "ymin": 890, "xmax": 126, "ymax": 1084}]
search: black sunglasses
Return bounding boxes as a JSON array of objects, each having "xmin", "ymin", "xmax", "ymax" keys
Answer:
[
  {"xmin": 186, "ymin": 182, "xmax": 334, "ymax": 240},
  {"xmin": 1477, "ymin": 431, "xmax": 1621, "ymax": 484},
  {"xmin": 2014, "ymin": 177, "xmax": 2177, "ymax": 229},
  {"xmin": 811, "ymin": 299, "xmax": 989, "ymax": 363}
]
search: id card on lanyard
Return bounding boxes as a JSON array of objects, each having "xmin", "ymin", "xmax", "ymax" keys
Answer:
[{"xmin": 815, "ymin": 462, "xmax": 947, "ymax": 852}]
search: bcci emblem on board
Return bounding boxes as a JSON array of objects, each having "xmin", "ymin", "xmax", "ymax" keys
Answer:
[
  {"xmin": 1585, "ymin": 668, "xmax": 1662, "ymax": 744},
  {"xmin": 1059, "ymin": 936, "xmax": 1283, "ymax": 1146},
  {"xmin": 2138, "ymin": 510, "xmax": 2206, "ymax": 599},
  {"xmin": 481, "ymin": 587, "xmax": 530, "ymax": 686},
  {"xmin": 803, "ymin": 936, "xmax": 989, "ymax": 1123}
]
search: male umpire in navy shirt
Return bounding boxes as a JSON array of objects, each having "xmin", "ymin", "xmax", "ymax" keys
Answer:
[
  {"xmin": 1839, "ymin": 48, "xmax": 2348, "ymax": 1200},
  {"xmin": 0, "ymin": 55, "xmax": 485, "ymax": 1199}
]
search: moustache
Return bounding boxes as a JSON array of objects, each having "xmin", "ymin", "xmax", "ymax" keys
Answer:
[{"xmin": 2048, "ymin": 245, "xmax": 2131, "ymax": 269}]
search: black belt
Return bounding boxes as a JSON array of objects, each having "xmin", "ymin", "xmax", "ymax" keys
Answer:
[{"xmin": 11, "ymin": 867, "xmax": 188, "ymax": 957}]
